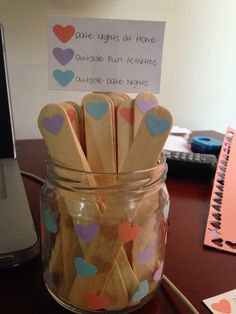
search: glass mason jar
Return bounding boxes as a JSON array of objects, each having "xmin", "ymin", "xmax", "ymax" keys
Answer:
[{"xmin": 40, "ymin": 155, "xmax": 170, "ymax": 313}]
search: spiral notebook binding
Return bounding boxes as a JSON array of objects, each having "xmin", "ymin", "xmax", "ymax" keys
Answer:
[{"xmin": 204, "ymin": 128, "xmax": 236, "ymax": 253}]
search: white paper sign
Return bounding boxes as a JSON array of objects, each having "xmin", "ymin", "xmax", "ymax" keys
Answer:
[
  {"xmin": 203, "ymin": 289, "xmax": 236, "ymax": 313},
  {"xmin": 48, "ymin": 16, "xmax": 165, "ymax": 93}
]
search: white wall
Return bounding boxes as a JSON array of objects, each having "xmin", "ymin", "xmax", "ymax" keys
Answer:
[{"xmin": 0, "ymin": 0, "xmax": 236, "ymax": 139}]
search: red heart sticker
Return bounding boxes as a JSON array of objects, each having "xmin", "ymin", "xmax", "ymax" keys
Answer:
[
  {"xmin": 120, "ymin": 107, "xmax": 134, "ymax": 124},
  {"xmin": 86, "ymin": 292, "xmax": 110, "ymax": 310},
  {"xmin": 118, "ymin": 222, "xmax": 141, "ymax": 243},
  {"xmin": 66, "ymin": 108, "xmax": 76, "ymax": 122},
  {"xmin": 53, "ymin": 24, "xmax": 75, "ymax": 43},
  {"xmin": 211, "ymin": 299, "xmax": 231, "ymax": 313}
]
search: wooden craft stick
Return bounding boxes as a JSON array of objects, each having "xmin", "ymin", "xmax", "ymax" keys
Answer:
[
  {"xmin": 109, "ymin": 248, "xmax": 139, "ymax": 301},
  {"xmin": 64, "ymin": 101, "xmax": 86, "ymax": 154},
  {"xmin": 58, "ymin": 197, "xmax": 83, "ymax": 299},
  {"xmin": 38, "ymin": 103, "xmax": 90, "ymax": 172},
  {"xmin": 108, "ymin": 93, "xmax": 132, "ymax": 109},
  {"xmin": 69, "ymin": 94, "xmax": 140, "ymax": 308},
  {"xmin": 122, "ymin": 105, "xmax": 172, "ymax": 171},
  {"xmin": 132, "ymin": 189, "xmax": 169, "ymax": 278},
  {"xmin": 82, "ymin": 93, "xmax": 138, "ymax": 289},
  {"xmin": 82, "ymin": 93, "xmax": 117, "ymax": 173},
  {"xmin": 133, "ymin": 92, "xmax": 159, "ymax": 138},
  {"xmin": 127, "ymin": 105, "xmax": 171, "ymax": 295},
  {"xmin": 38, "ymin": 102, "xmax": 99, "ymax": 277},
  {"xmin": 101, "ymin": 260, "xmax": 128, "ymax": 310},
  {"xmin": 128, "ymin": 173, "xmax": 169, "ymax": 300},
  {"xmin": 131, "ymin": 195, "xmax": 162, "ymax": 284},
  {"xmin": 38, "ymin": 102, "xmax": 99, "ymax": 223},
  {"xmin": 129, "ymin": 107, "xmax": 171, "ymax": 290},
  {"xmin": 116, "ymin": 96, "xmax": 134, "ymax": 171},
  {"xmin": 59, "ymin": 102, "xmax": 80, "ymax": 142},
  {"xmin": 93, "ymin": 92, "xmax": 131, "ymax": 106},
  {"xmin": 38, "ymin": 104, "xmax": 95, "ymax": 216},
  {"xmin": 107, "ymin": 93, "xmax": 134, "ymax": 261}
]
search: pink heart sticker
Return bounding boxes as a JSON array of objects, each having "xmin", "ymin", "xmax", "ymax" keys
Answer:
[
  {"xmin": 66, "ymin": 108, "xmax": 76, "ymax": 122},
  {"xmin": 120, "ymin": 107, "xmax": 134, "ymax": 124},
  {"xmin": 153, "ymin": 261, "xmax": 164, "ymax": 282},
  {"xmin": 86, "ymin": 292, "xmax": 110, "ymax": 310},
  {"xmin": 211, "ymin": 299, "xmax": 231, "ymax": 313},
  {"xmin": 118, "ymin": 222, "xmax": 141, "ymax": 243}
]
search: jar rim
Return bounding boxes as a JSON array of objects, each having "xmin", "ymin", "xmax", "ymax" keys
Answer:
[
  {"xmin": 46, "ymin": 153, "xmax": 166, "ymax": 176},
  {"xmin": 45, "ymin": 153, "xmax": 167, "ymax": 191}
]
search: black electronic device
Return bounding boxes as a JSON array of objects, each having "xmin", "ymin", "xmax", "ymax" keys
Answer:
[
  {"xmin": 0, "ymin": 24, "xmax": 39, "ymax": 268},
  {"xmin": 164, "ymin": 150, "xmax": 218, "ymax": 180}
]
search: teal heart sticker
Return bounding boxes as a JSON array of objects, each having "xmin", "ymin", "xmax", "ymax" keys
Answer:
[
  {"xmin": 43, "ymin": 209, "xmax": 57, "ymax": 233},
  {"xmin": 86, "ymin": 102, "xmax": 108, "ymax": 120},
  {"xmin": 132, "ymin": 280, "xmax": 149, "ymax": 302},
  {"xmin": 53, "ymin": 69, "xmax": 74, "ymax": 87},
  {"xmin": 74, "ymin": 257, "xmax": 98, "ymax": 277},
  {"xmin": 145, "ymin": 115, "xmax": 170, "ymax": 136}
]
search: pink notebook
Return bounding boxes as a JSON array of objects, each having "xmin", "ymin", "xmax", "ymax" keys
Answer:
[{"xmin": 204, "ymin": 128, "xmax": 236, "ymax": 254}]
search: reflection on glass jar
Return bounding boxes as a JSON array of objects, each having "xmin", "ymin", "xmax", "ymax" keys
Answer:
[{"xmin": 40, "ymin": 155, "xmax": 169, "ymax": 313}]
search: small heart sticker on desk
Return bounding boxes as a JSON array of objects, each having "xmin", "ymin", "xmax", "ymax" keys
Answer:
[
  {"xmin": 203, "ymin": 289, "xmax": 236, "ymax": 314},
  {"xmin": 212, "ymin": 299, "xmax": 231, "ymax": 313}
]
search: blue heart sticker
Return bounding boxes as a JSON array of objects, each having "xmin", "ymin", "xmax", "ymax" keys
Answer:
[
  {"xmin": 145, "ymin": 115, "xmax": 170, "ymax": 136},
  {"xmin": 74, "ymin": 257, "xmax": 97, "ymax": 277},
  {"xmin": 86, "ymin": 102, "xmax": 108, "ymax": 120},
  {"xmin": 132, "ymin": 280, "xmax": 149, "ymax": 302},
  {"xmin": 43, "ymin": 209, "xmax": 57, "ymax": 233},
  {"xmin": 53, "ymin": 69, "xmax": 74, "ymax": 87}
]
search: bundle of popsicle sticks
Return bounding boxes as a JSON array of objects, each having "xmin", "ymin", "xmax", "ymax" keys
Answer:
[{"xmin": 38, "ymin": 92, "xmax": 173, "ymax": 311}]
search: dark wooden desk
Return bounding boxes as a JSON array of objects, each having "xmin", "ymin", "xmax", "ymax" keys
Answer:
[{"xmin": 1, "ymin": 139, "xmax": 235, "ymax": 314}]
